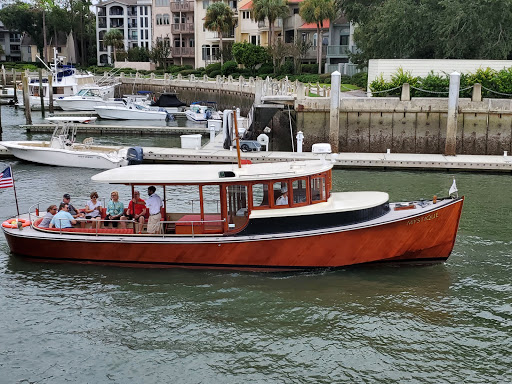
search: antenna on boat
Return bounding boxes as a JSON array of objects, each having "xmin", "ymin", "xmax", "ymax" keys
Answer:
[{"xmin": 232, "ymin": 107, "xmax": 242, "ymax": 168}]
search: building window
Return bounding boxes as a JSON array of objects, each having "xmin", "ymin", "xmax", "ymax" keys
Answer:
[
  {"xmin": 163, "ymin": 14, "xmax": 170, "ymax": 24},
  {"xmin": 189, "ymin": 38, "xmax": 194, "ymax": 47},
  {"xmin": 203, "ymin": 0, "xmax": 210, "ymax": 9},
  {"xmin": 145, "ymin": 17, "xmax": 148, "ymax": 28},
  {"xmin": 340, "ymin": 35, "xmax": 349, "ymax": 46},
  {"xmin": 242, "ymin": 11, "xmax": 250, "ymax": 19},
  {"xmin": 156, "ymin": 14, "xmax": 162, "ymax": 25},
  {"xmin": 293, "ymin": 8, "xmax": 299, "ymax": 14},
  {"xmin": 202, "ymin": 44, "xmax": 210, "ymax": 60}
]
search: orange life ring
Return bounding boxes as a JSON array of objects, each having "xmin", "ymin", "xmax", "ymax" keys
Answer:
[{"xmin": 2, "ymin": 218, "xmax": 31, "ymax": 229}]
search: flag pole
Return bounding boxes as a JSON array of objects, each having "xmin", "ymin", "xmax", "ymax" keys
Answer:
[{"xmin": 10, "ymin": 166, "xmax": 20, "ymax": 218}]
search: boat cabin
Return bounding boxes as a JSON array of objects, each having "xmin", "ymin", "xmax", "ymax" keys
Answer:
[{"xmin": 86, "ymin": 161, "xmax": 333, "ymax": 236}]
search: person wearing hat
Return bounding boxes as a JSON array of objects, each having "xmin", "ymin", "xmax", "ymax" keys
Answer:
[
  {"xmin": 276, "ymin": 185, "xmax": 289, "ymax": 206},
  {"xmin": 62, "ymin": 193, "xmax": 85, "ymax": 219}
]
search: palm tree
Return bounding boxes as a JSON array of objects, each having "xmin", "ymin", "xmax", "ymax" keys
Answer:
[
  {"xmin": 299, "ymin": 0, "xmax": 336, "ymax": 74},
  {"xmin": 204, "ymin": 2, "xmax": 234, "ymax": 66},
  {"xmin": 103, "ymin": 28, "xmax": 124, "ymax": 64},
  {"xmin": 252, "ymin": 0, "xmax": 289, "ymax": 47}
]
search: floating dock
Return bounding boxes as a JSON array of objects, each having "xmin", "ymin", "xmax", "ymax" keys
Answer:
[{"xmin": 20, "ymin": 124, "xmax": 208, "ymax": 135}]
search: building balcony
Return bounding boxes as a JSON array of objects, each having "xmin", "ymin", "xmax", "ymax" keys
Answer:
[
  {"xmin": 97, "ymin": 8, "xmax": 106, "ymax": 16},
  {"xmin": 305, "ymin": 45, "xmax": 327, "ymax": 59},
  {"xmin": 127, "ymin": 10, "xmax": 137, "ymax": 16},
  {"xmin": 98, "ymin": 20, "xmax": 107, "ymax": 28},
  {"xmin": 110, "ymin": 21, "xmax": 125, "ymax": 28},
  {"xmin": 170, "ymin": 1, "xmax": 193, "ymax": 12},
  {"xmin": 171, "ymin": 23, "xmax": 194, "ymax": 33},
  {"xmin": 10, "ymin": 38, "xmax": 20, "ymax": 43},
  {"xmin": 326, "ymin": 45, "xmax": 356, "ymax": 58},
  {"xmin": 128, "ymin": 23, "xmax": 138, "ymax": 28},
  {"xmin": 257, "ymin": 19, "xmax": 283, "ymax": 31},
  {"xmin": 173, "ymin": 47, "xmax": 194, "ymax": 57}
]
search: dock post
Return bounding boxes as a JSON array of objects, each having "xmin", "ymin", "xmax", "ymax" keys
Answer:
[
  {"xmin": 12, "ymin": 69, "xmax": 18, "ymax": 106},
  {"xmin": 445, "ymin": 72, "xmax": 460, "ymax": 156},
  {"xmin": 48, "ymin": 74, "xmax": 54, "ymax": 114},
  {"xmin": 329, "ymin": 71, "xmax": 341, "ymax": 152},
  {"xmin": 38, "ymin": 69, "xmax": 45, "ymax": 118},
  {"xmin": 1, "ymin": 64, "xmax": 5, "ymax": 86},
  {"xmin": 22, "ymin": 75, "xmax": 32, "ymax": 125}
]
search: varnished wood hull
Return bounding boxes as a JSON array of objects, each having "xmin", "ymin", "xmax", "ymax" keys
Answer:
[{"xmin": 3, "ymin": 198, "xmax": 464, "ymax": 271}]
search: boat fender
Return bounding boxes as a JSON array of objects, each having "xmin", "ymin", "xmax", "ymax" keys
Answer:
[{"xmin": 2, "ymin": 218, "xmax": 31, "ymax": 229}]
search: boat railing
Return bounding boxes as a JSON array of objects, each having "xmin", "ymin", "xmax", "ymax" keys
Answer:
[{"xmin": 28, "ymin": 204, "xmax": 227, "ymax": 237}]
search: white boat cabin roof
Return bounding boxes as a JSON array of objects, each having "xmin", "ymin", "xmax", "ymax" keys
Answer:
[{"xmin": 92, "ymin": 161, "xmax": 333, "ymax": 185}]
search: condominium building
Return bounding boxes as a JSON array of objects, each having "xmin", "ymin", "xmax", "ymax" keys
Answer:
[
  {"xmin": 194, "ymin": 0, "xmax": 236, "ymax": 68},
  {"xmin": 169, "ymin": 0, "xmax": 195, "ymax": 67},
  {"xmin": 96, "ymin": 0, "xmax": 153, "ymax": 65}
]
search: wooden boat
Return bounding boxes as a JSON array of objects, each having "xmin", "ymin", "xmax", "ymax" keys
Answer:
[{"xmin": 2, "ymin": 160, "xmax": 464, "ymax": 271}]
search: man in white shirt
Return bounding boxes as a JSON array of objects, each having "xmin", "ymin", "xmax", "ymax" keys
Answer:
[
  {"xmin": 276, "ymin": 185, "xmax": 289, "ymax": 206},
  {"xmin": 146, "ymin": 186, "xmax": 163, "ymax": 233}
]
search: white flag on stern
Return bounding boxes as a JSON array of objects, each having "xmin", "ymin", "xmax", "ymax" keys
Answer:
[{"xmin": 449, "ymin": 178, "xmax": 458, "ymax": 197}]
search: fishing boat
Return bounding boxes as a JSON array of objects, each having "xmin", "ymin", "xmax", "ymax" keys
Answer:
[
  {"xmin": 16, "ymin": 48, "xmax": 117, "ymax": 110},
  {"xmin": 150, "ymin": 92, "xmax": 187, "ymax": 113},
  {"xmin": 55, "ymin": 87, "xmax": 123, "ymax": 111},
  {"xmin": 185, "ymin": 102, "xmax": 222, "ymax": 122},
  {"xmin": 2, "ymin": 157, "xmax": 464, "ymax": 271},
  {"xmin": 0, "ymin": 124, "xmax": 142, "ymax": 169}
]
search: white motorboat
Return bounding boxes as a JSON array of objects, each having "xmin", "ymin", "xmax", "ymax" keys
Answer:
[
  {"xmin": 16, "ymin": 48, "xmax": 117, "ymax": 110},
  {"xmin": 55, "ymin": 87, "xmax": 123, "ymax": 111},
  {"xmin": 1, "ymin": 125, "xmax": 141, "ymax": 169},
  {"xmin": 94, "ymin": 101, "xmax": 171, "ymax": 120},
  {"xmin": 185, "ymin": 102, "xmax": 222, "ymax": 123}
]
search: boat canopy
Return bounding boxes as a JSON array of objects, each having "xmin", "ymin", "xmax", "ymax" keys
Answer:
[{"xmin": 92, "ymin": 161, "xmax": 333, "ymax": 185}]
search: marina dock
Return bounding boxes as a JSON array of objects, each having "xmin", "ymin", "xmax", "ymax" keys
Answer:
[
  {"xmin": 20, "ymin": 123, "xmax": 208, "ymax": 135},
  {"xmin": 1, "ymin": 142, "xmax": 511, "ymax": 172}
]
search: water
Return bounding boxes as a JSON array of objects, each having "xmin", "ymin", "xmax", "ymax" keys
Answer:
[{"xmin": 1, "ymin": 107, "xmax": 511, "ymax": 383}]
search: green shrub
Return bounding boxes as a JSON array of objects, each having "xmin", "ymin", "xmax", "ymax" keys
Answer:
[
  {"xmin": 209, "ymin": 70, "xmax": 221, "ymax": 77},
  {"xmin": 350, "ymin": 71, "xmax": 368, "ymax": 88},
  {"xmin": 301, "ymin": 64, "xmax": 318, "ymax": 74},
  {"xmin": 205, "ymin": 62, "xmax": 222, "ymax": 76},
  {"xmin": 257, "ymin": 63, "xmax": 274, "ymax": 76},
  {"xmin": 222, "ymin": 61, "xmax": 238, "ymax": 75}
]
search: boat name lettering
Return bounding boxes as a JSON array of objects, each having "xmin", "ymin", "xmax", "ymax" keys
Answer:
[{"xmin": 407, "ymin": 212, "xmax": 439, "ymax": 225}]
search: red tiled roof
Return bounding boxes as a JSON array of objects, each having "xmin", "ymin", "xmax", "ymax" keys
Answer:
[
  {"xmin": 299, "ymin": 20, "xmax": 330, "ymax": 29},
  {"xmin": 239, "ymin": 1, "xmax": 253, "ymax": 10}
]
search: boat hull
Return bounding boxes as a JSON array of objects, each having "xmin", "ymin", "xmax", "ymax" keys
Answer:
[
  {"xmin": 56, "ymin": 98, "xmax": 124, "ymax": 111},
  {"xmin": 95, "ymin": 106, "xmax": 167, "ymax": 120},
  {"xmin": 1, "ymin": 142, "xmax": 127, "ymax": 169},
  {"xmin": 3, "ymin": 198, "xmax": 464, "ymax": 271}
]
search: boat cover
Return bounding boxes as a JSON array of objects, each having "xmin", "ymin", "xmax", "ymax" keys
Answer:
[{"xmin": 152, "ymin": 93, "xmax": 187, "ymax": 107}]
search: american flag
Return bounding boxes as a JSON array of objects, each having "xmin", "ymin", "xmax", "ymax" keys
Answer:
[{"xmin": 0, "ymin": 166, "xmax": 14, "ymax": 189}]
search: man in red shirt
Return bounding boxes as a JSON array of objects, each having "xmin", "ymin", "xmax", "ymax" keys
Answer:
[{"xmin": 122, "ymin": 190, "xmax": 147, "ymax": 233}]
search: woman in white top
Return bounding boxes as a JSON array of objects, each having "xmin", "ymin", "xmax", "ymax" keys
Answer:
[{"xmin": 84, "ymin": 191, "xmax": 102, "ymax": 229}]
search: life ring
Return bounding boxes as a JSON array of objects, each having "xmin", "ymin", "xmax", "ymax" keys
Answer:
[{"xmin": 2, "ymin": 218, "xmax": 31, "ymax": 229}]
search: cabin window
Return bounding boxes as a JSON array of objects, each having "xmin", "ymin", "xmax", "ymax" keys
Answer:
[
  {"xmin": 251, "ymin": 183, "xmax": 269, "ymax": 208},
  {"xmin": 292, "ymin": 178, "xmax": 308, "ymax": 205},
  {"xmin": 226, "ymin": 184, "xmax": 248, "ymax": 231},
  {"xmin": 273, "ymin": 181, "xmax": 289, "ymax": 207},
  {"xmin": 311, "ymin": 176, "xmax": 326, "ymax": 202}
]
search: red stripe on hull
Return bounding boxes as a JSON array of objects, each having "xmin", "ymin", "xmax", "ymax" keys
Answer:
[{"xmin": 4, "ymin": 199, "xmax": 464, "ymax": 270}]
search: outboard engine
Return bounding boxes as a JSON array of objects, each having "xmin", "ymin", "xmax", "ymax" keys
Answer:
[
  {"xmin": 205, "ymin": 109, "xmax": 213, "ymax": 120},
  {"xmin": 126, "ymin": 146, "xmax": 144, "ymax": 165}
]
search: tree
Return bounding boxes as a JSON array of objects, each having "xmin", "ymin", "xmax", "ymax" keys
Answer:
[
  {"xmin": 267, "ymin": 39, "xmax": 291, "ymax": 74},
  {"xmin": 289, "ymin": 38, "xmax": 312, "ymax": 74},
  {"xmin": 338, "ymin": 0, "xmax": 512, "ymax": 66},
  {"xmin": 299, "ymin": 0, "xmax": 336, "ymax": 74},
  {"xmin": 149, "ymin": 39, "xmax": 172, "ymax": 68},
  {"xmin": 232, "ymin": 42, "xmax": 270, "ymax": 75},
  {"xmin": 103, "ymin": 28, "xmax": 124, "ymax": 64},
  {"xmin": 252, "ymin": 0, "xmax": 289, "ymax": 47},
  {"xmin": 128, "ymin": 46, "xmax": 150, "ymax": 62},
  {"xmin": 204, "ymin": 2, "xmax": 235, "ymax": 66}
]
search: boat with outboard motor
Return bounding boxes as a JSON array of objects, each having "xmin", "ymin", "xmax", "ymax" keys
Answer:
[
  {"xmin": 185, "ymin": 101, "xmax": 222, "ymax": 122},
  {"xmin": 2, "ymin": 157, "xmax": 464, "ymax": 271},
  {"xmin": 0, "ymin": 124, "xmax": 143, "ymax": 169},
  {"xmin": 55, "ymin": 87, "xmax": 124, "ymax": 111}
]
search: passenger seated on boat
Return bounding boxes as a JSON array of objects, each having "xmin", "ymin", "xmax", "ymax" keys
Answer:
[
  {"xmin": 49, "ymin": 203, "xmax": 77, "ymax": 229},
  {"xmin": 62, "ymin": 193, "xmax": 85, "ymax": 219},
  {"xmin": 39, "ymin": 205, "xmax": 57, "ymax": 228},
  {"xmin": 121, "ymin": 190, "xmax": 146, "ymax": 234},
  {"xmin": 84, "ymin": 191, "xmax": 102, "ymax": 229},
  {"xmin": 275, "ymin": 186, "xmax": 289, "ymax": 206},
  {"xmin": 62, "ymin": 193, "xmax": 85, "ymax": 228},
  {"xmin": 105, "ymin": 191, "xmax": 125, "ymax": 228}
]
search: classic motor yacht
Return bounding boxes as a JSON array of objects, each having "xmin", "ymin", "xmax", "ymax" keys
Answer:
[{"xmin": 2, "ymin": 158, "xmax": 464, "ymax": 271}]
